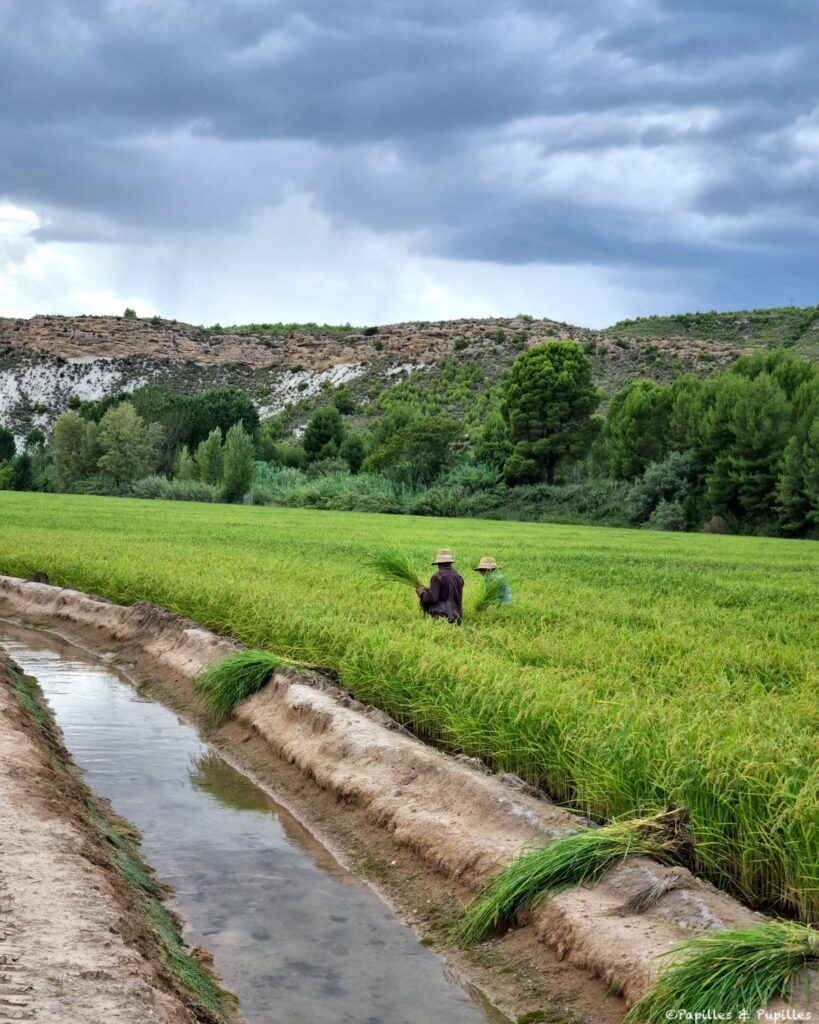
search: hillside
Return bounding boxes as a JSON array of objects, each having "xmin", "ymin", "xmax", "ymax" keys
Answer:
[
  {"xmin": 608, "ymin": 304, "xmax": 819, "ymax": 355},
  {"xmin": 0, "ymin": 311, "xmax": 759, "ymax": 443}
]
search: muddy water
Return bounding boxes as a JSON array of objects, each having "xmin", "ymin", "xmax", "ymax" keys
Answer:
[{"xmin": 0, "ymin": 623, "xmax": 509, "ymax": 1024}]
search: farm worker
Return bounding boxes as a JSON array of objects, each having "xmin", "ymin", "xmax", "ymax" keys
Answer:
[
  {"xmin": 474, "ymin": 556, "xmax": 512, "ymax": 604},
  {"xmin": 416, "ymin": 549, "xmax": 464, "ymax": 625}
]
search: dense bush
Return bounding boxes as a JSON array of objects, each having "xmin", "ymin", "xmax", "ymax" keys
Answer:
[
  {"xmin": 629, "ymin": 451, "xmax": 694, "ymax": 524},
  {"xmin": 645, "ymin": 500, "xmax": 689, "ymax": 532},
  {"xmin": 130, "ymin": 476, "xmax": 220, "ymax": 502}
]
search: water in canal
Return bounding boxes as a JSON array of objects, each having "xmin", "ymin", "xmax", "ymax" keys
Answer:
[{"xmin": 0, "ymin": 622, "xmax": 509, "ymax": 1024}]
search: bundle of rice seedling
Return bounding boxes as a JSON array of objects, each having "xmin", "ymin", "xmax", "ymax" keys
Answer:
[
  {"xmin": 368, "ymin": 550, "xmax": 424, "ymax": 589},
  {"xmin": 625, "ymin": 921, "xmax": 819, "ymax": 1023},
  {"xmin": 194, "ymin": 650, "xmax": 288, "ymax": 723},
  {"xmin": 474, "ymin": 572, "xmax": 507, "ymax": 612},
  {"xmin": 453, "ymin": 809, "xmax": 686, "ymax": 946}
]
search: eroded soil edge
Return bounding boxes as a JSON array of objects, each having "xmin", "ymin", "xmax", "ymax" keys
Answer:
[{"xmin": 0, "ymin": 648, "xmax": 236, "ymax": 1024}]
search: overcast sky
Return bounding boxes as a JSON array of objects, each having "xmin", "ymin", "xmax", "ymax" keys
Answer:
[{"xmin": 1, "ymin": 1, "xmax": 817, "ymax": 327}]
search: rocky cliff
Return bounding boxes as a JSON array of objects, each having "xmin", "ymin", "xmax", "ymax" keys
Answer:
[{"xmin": 0, "ymin": 313, "xmax": 749, "ymax": 444}]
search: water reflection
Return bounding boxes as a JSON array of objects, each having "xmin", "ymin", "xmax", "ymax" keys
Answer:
[{"xmin": 0, "ymin": 621, "xmax": 510, "ymax": 1024}]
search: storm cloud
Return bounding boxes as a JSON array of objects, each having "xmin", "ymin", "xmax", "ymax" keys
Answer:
[{"xmin": 1, "ymin": 0, "xmax": 817, "ymax": 324}]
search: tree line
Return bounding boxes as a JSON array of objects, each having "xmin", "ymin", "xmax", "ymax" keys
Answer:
[{"xmin": 1, "ymin": 342, "xmax": 816, "ymax": 537}]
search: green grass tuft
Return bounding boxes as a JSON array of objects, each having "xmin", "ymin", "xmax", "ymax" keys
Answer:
[
  {"xmin": 625, "ymin": 921, "xmax": 819, "ymax": 1022},
  {"xmin": 194, "ymin": 650, "xmax": 287, "ymax": 722},
  {"xmin": 147, "ymin": 900, "xmax": 229, "ymax": 1022},
  {"xmin": 368, "ymin": 550, "xmax": 425, "ymax": 589},
  {"xmin": 454, "ymin": 811, "xmax": 686, "ymax": 946}
]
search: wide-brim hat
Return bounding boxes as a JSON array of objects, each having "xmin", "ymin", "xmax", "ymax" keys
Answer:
[
  {"xmin": 474, "ymin": 556, "xmax": 499, "ymax": 571},
  {"xmin": 432, "ymin": 548, "xmax": 455, "ymax": 565}
]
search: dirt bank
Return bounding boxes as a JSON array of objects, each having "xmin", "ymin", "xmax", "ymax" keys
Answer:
[
  {"xmin": 0, "ymin": 649, "xmax": 234, "ymax": 1024},
  {"xmin": 1, "ymin": 575, "xmax": 814, "ymax": 1022}
]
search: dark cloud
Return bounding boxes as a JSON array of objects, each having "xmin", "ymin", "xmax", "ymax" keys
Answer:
[{"xmin": 1, "ymin": 0, "xmax": 818, "ymax": 314}]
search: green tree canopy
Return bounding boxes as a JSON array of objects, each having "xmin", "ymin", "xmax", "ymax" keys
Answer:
[
  {"xmin": 174, "ymin": 445, "xmax": 196, "ymax": 481},
  {"xmin": 339, "ymin": 433, "xmax": 366, "ymax": 474},
  {"xmin": 188, "ymin": 388, "xmax": 259, "ymax": 448},
  {"xmin": 501, "ymin": 341, "xmax": 602, "ymax": 484},
  {"xmin": 303, "ymin": 406, "xmax": 345, "ymax": 461},
  {"xmin": 473, "ymin": 411, "xmax": 511, "ymax": 472},
  {"xmin": 222, "ymin": 423, "xmax": 255, "ymax": 502},
  {"xmin": 97, "ymin": 402, "xmax": 164, "ymax": 486},
  {"xmin": 0, "ymin": 426, "xmax": 14, "ymax": 463},
  {"xmin": 603, "ymin": 379, "xmax": 670, "ymax": 480},
  {"xmin": 332, "ymin": 385, "xmax": 356, "ymax": 414},
  {"xmin": 53, "ymin": 412, "xmax": 100, "ymax": 491},
  {"xmin": 129, "ymin": 385, "xmax": 192, "ymax": 473},
  {"xmin": 705, "ymin": 373, "xmax": 790, "ymax": 520},
  {"xmin": 195, "ymin": 428, "xmax": 224, "ymax": 485},
  {"xmin": 364, "ymin": 416, "xmax": 464, "ymax": 487}
]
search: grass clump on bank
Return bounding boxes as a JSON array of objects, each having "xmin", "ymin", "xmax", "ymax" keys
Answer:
[
  {"xmin": 194, "ymin": 650, "xmax": 288, "ymax": 722},
  {"xmin": 453, "ymin": 811, "xmax": 686, "ymax": 945},
  {"xmin": 147, "ymin": 901, "xmax": 230, "ymax": 1023},
  {"xmin": 626, "ymin": 922, "xmax": 819, "ymax": 1022}
]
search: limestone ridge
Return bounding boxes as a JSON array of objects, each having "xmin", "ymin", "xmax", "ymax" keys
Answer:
[{"xmin": 0, "ymin": 313, "xmax": 754, "ymax": 443}]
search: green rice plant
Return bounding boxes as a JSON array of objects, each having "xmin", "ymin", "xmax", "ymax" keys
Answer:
[
  {"xmin": 368, "ymin": 550, "xmax": 424, "ymax": 589},
  {"xmin": 193, "ymin": 650, "xmax": 287, "ymax": 722},
  {"xmin": 625, "ymin": 921, "xmax": 819, "ymax": 1022},
  {"xmin": 1, "ymin": 492, "xmax": 817, "ymax": 923},
  {"xmin": 473, "ymin": 572, "xmax": 506, "ymax": 612},
  {"xmin": 454, "ymin": 810, "xmax": 686, "ymax": 946}
]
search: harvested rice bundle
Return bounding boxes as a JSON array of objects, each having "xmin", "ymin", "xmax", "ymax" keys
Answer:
[
  {"xmin": 194, "ymin": 650, "xmax": 288, "ymax": 723},
  {"xmin": 368, "ymin": 550, "xmax": 424, "ymax": 589},
  {"xmin": 454, "ymin": 809, "xmax": 686, "ymax": 946},
  {"xmin": 625, "ymin": 921, "xmax": 819, "ymax": 1023},
  {"xmin": 473, "ymin": 572, "xmax": 508, "ymax": 612}
]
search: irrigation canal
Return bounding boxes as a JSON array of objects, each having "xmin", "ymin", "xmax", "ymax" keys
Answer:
[{"xmin": 0, "ymin": 622, "xmax": 510, "ymax": 1024}]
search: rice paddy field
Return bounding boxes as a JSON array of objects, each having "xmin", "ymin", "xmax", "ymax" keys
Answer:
[{"xmin": 0, "ymin": 491, "xmax": 816, "ymax": 924}]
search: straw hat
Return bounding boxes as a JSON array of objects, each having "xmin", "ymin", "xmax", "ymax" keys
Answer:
[
  {"xmin": 432, "ymin": 548, "xmax": 455, "ymax": 565},
  {"xmin": 474, "ymin": 556, "xmax": 499, "ymax": 572}
]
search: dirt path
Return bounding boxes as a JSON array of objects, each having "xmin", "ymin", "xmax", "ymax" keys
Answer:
[{"xmin": 0, "ymin": 651, "xmax": 230, "ymax": 1024}]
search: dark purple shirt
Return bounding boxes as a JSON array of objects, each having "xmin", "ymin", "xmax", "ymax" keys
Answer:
[{"xmin": 418, "ymin": 567, "xmax": 464, "ymax": 624}]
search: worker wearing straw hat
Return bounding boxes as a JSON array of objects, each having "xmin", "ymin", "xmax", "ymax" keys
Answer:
[
  {"xmin": 474, "ymin": 556, "xmax": 512, "ymax": 604},
  {"xmin": 416, "ymin": 549, "xmax": 464, "ymax": 624}
]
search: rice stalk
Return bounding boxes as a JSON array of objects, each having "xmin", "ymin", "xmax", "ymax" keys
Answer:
[
  {"xmin": 368, "ymin": 550, "xmax": 424, "ymax": 589},
  {"xmin": 453, "ymin": 809, "xmax": 686, "ymax": 946},
  {"xmin": 193, "ymin": 650, "xmax": 288, "ymax": 723},
  {"xmin": 608, "ymin": 872, "xmax": 686, "ymax": 916},
  {"xmin": 625, "ymin": 921, "xmax": 819, "ymax": 1022}
]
